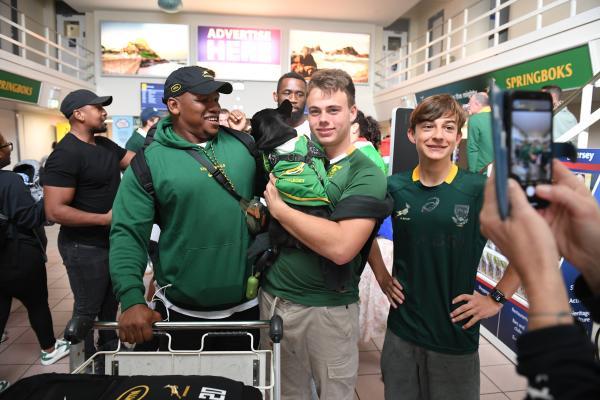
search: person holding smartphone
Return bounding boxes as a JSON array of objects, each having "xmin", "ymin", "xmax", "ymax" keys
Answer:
[
  {"xmin": 378, "ymin": 94, "xmax": 521, "ymax": 400},
  {"xmin": 480, "ymin": 160, "xmax": 600, "ymax": 399}
]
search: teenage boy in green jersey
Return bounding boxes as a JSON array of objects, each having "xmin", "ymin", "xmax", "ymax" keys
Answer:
[
  {"xmin": 380, "ymin": 94, "xmax": 521, "ymax": 400},
  {"xmin": 261, "ymin": 69, "xmax": 389, "ymax": 400},
  {"xmin": 109, "ymin": 66, "xmax": 257, "ymax": 350}
]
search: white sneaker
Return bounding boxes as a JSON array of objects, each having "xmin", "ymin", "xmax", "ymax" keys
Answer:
[
  {"xmin": 40, "ymin": 338, "xmax": 70, "ymax": 366},
  {"xmin": 0, "ymin": 380, "xmax": 9, "ymax": 393},
  {"xmin": 1, "ymin": 332, "xmax": 7, "ymax": 343}
]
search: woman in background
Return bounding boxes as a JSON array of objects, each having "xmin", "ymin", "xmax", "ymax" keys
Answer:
[{"xmin": 351, "ymin": 110, "xmax": 387, "ymax": 174}]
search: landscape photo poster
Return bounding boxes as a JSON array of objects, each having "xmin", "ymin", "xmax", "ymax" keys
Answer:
[
  {"xmin": 100, "ymin": 22, "xmax": 189, "ymax": 77},
  {"xmin": 289, "ymin": 30, "xmax": 370, "ymax": 83}
]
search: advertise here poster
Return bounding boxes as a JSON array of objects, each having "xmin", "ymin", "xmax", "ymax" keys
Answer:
[{"xmin": 197, "ymin": 26, "xmax": 281, "ymax": 81}]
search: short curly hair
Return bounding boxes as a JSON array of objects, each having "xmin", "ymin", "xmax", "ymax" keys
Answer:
[{"xmin": 307, "ymin": 69, "xmax": 355, "ymax": 107}]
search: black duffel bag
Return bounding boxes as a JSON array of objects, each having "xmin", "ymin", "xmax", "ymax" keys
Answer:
[{"xmin": 0, "ymin": 373, "xmax": 262, "ymax": 400}]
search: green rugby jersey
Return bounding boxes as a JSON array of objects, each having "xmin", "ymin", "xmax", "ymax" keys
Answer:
[
  {"xmin": 387, "ymin": 165, "xmax": 487, "ymax": 354},
  {"xmin": 263, "ymin": 147, "xmax": 387, "ymax": 306}
]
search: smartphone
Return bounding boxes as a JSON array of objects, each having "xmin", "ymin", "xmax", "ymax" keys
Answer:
[
  {"xmin": 505, "ymin": 90, "xmax": 554, "ymax": 208},
  {"xmin": 489, "ymin": 80, "xmax": 509, "ymax": 219}
]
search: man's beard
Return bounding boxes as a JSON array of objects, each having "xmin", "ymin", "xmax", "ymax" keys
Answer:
[{"xmin": 90, "ymin": 123, "xmax": 107, "ymax": 134}]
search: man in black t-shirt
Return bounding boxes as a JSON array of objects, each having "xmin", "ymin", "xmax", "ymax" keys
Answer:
[{"xmin": 43, "ymin": 89, "xmax": 135, "ymax": 359}]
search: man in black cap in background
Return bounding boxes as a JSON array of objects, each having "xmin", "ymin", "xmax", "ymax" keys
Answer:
[
  {"xmin": 110, "ymin": 66, "xmax": 259, "ymax": 351},
  {"xmin": 43, "ymin": 89, "xmax": 135, "ymax": 359}
]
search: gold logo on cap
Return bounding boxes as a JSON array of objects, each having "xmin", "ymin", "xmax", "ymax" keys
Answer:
[
  {"xmin": 171, "ymin": 83, "xmax": 182, "ymax": 92},
  {"xmin": 202, "ymin": 69, "xmax": 215, "ymax": 79}
]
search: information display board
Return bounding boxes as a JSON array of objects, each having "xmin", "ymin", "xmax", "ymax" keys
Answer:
[{"xmin": 140, "ymin": 83, "xmax": 167, "ymax": 112}]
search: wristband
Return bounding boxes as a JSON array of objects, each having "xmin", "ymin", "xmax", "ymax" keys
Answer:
[{"xmin": 489, "ymin": 288, "xmax": 506, "ymax": 304}]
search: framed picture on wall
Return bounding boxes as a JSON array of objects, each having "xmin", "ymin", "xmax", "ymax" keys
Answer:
[
  {"xmin": 289, "ymin": 30, "xmax": 370, "ymax": 83},
  {"xmin": 197, "ymin": 26, "xmax": 281, "ymax": 81},
  {"xmin": 100, "ymin": 21, "xmax": 189, "ymax": 77}
]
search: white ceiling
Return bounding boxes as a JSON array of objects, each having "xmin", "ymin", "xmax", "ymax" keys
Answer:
[{"xmin": 64, "ymin": 0, "xmax": 420, "ymax": 25}]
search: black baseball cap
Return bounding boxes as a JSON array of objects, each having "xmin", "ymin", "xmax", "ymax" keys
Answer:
[
  {"xmin": 60, "ymin": 89, "xmax": 112, "ymax": 119},
  {"xmin": 162, "ymin": 66, "xmax": 233, "ymax": 104}
]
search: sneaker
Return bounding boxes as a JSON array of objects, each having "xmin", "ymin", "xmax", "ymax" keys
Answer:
[
  {"xmin": 1, "ymin": 332, "xmax": 7, "ymax": 343},
  {"xmin": 0, "ymin": 380, "xmax": 9, "ymax": 393},
  {"xmin": 41, "ymin": 338, "xmax": 70, "ymax": 366}
]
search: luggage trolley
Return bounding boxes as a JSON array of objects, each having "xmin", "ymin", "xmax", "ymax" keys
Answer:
[{"xmin": 65, "ymin": 316, "xmax": 283, "ymax": 400}]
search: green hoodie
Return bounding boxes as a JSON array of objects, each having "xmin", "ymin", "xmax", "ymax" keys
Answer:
[{"xmin": 110, "ymin": 116, "xmax": 256, "ymax": 311}]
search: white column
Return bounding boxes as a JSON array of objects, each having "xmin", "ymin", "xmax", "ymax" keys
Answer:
[
  {"xmin": 462, "ymin": 9, "xmax": 469, "ymax": 59},
  {"xmin": 446, "ymin": 18, "xmax": 452, "ymax": 66},
  {"xmin": 578, "ymin": 84, "xmax": 593, "ymax": 149}
]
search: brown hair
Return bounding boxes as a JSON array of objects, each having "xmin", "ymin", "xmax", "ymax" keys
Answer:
[
  {"xmin": 410, "ymin": 94, "xmax": 466, "ymax": 131},
  {"xmin": 307, "ymin": 69, "xmax": 355, "ymax": 107}
]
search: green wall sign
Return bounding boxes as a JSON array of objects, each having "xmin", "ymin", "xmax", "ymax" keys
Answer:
[
  {"xmin": 416, "ymin": 45, "xmax": 593, "ymax": 103},
  {"xmin": 492, "ymin": 45, "xmax": 592, "ymax": 91},
  {"xmin": 0, "ymin": 70, "xmax": 41, "ymax": 104}
]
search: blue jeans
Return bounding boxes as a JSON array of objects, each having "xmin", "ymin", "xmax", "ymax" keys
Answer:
[{"xmin": 58, "ymin": 232, "xmax": 117, "ymax": 359}]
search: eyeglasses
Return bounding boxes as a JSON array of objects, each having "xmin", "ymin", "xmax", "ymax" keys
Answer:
[{"xmin": 0, "ymin": 142, "xmax": 13, "ymax": 151}]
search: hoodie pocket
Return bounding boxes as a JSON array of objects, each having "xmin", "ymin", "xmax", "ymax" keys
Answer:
[{"xmin": 171, "ymin": 245, "xmax": 247, "ymax": 307}]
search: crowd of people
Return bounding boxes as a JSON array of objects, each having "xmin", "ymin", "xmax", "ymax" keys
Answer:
[{"xmin": 0, "ymin": 64, "xmax": 598, "ymax": 400}]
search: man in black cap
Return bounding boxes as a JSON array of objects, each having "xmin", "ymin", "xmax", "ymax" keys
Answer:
[
  {"xmin": 125, "ymin": 107, "xmax": 161, "ymax": 153},
  {"xmin": 110, "ymin": 66, "xmax": 259, "ymax": 351},
  {"xmin": 43, "ymin": 89, "xmax": 135, "ymax": 359}
]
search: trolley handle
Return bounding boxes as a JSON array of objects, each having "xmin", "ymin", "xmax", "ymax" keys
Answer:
[{"xmin": 65, "ymin": 315, "xmax": 284, "ymax": 344}]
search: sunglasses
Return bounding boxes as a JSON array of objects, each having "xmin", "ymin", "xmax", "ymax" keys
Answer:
[{"xmin": 0, "ymin": 142, "xmax": 13, "ymax": 151}]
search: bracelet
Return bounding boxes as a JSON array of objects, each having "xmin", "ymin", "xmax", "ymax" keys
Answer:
[{"xmin": 528, "ymin": 311, "xmax": 572, "ymax": 321}]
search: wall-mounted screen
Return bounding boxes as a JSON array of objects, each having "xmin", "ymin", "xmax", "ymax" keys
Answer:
[
  {"xmin": 140, "ymin": 83, "xmax": 167, "ymax": 112},
  {"xmin": 101, "ymin": 21, "xmax": 189, "ymax": 77},
  {"xmin": 289, "ymin": 30, "xmax": 370, "ymax": 83},
  {"xmin": 197, "ymin": 26, "xmax": 281, "ymax": 81}
]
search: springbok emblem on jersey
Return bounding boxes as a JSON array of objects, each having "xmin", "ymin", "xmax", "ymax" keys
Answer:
[
  {"xmin": 395, "ymin": 203, "xmax": 411, "ymax": 220},
  {"xmin": 164, "ymin": 385, "xmax": 190, "ymax": 399}
]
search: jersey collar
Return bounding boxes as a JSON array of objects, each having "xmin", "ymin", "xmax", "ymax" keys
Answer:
[
  {"xmin": 412, "ymin": 164, "xmax": 459, "ymax": 184},
  {"xmin": 329, "ymin": 146, "xmax": 356, "ymax": 165}
]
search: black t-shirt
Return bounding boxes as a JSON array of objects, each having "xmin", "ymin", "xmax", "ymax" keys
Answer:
[{"xmin": 43, "ymin": 133, "xmax": 126, "ymax": 247}]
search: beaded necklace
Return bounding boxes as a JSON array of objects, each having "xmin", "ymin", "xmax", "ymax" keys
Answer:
[{"xmin": 199, "ymin": 141, "xmax": 236, "ymax": 192}]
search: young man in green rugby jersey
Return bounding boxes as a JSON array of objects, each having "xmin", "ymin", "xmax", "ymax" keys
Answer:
[
  {"xmin": 380, "ymin": 94, "xmax": 521, "ymax": 400},
  {"xmin": 262, "ymin": 69, "xmax": 390, "ymax": 400}
]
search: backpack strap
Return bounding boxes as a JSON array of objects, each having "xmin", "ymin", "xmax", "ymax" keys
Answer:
[
  {"xmin": 184, "ymin": 149, "xmax": 243, "ymax": 203},
  {"xmin": 221, "ymin": 126, "xmax": 258, "ymax": 158},
  {"xmin": 130, "ymin": 149, "xmax": 161, "ymax": 225},
  {"xmin": 143, "ymin": 125, "xmax": 158, "ymax": 148},
  {"xmin": 130, "ymin": 150, "xmax": 155, "ymax": 198}
]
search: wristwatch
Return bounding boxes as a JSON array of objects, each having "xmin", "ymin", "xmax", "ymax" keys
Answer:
[{"xmin": 489, "ymin": 288, "xmax": 506, "ymax": 304}]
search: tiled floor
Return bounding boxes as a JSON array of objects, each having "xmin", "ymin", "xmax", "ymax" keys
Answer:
[{"xmin": 0, "ymin": 225, "xmax": 529, "ymax": 399}]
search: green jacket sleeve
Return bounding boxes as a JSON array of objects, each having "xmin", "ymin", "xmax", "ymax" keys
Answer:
[
  {"xmin": 467, "ymin": 120, "xmax": 480, "ymax": 173},
  {"xmin": 109, "ymin": 166, "xmax": 155, "ymax": 311}
]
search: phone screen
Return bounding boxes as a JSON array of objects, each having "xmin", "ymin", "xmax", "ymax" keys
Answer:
[{"xmin": 508, "ymin": 95, "xmax": 553, "ymax": 207}]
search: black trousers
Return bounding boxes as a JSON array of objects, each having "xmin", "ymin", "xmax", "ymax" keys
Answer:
[
  {"xmin": 137, "ymin": 302, "xmax": 260, "ymax": 352},
  {"xmin": 0, "ymin": 240, "xmax": 55, "ymax": 350}
]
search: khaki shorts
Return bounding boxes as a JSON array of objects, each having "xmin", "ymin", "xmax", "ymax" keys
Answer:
[{"xmin": 259, "ymin": 289, "xmax": 359, "ymax": 400}]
